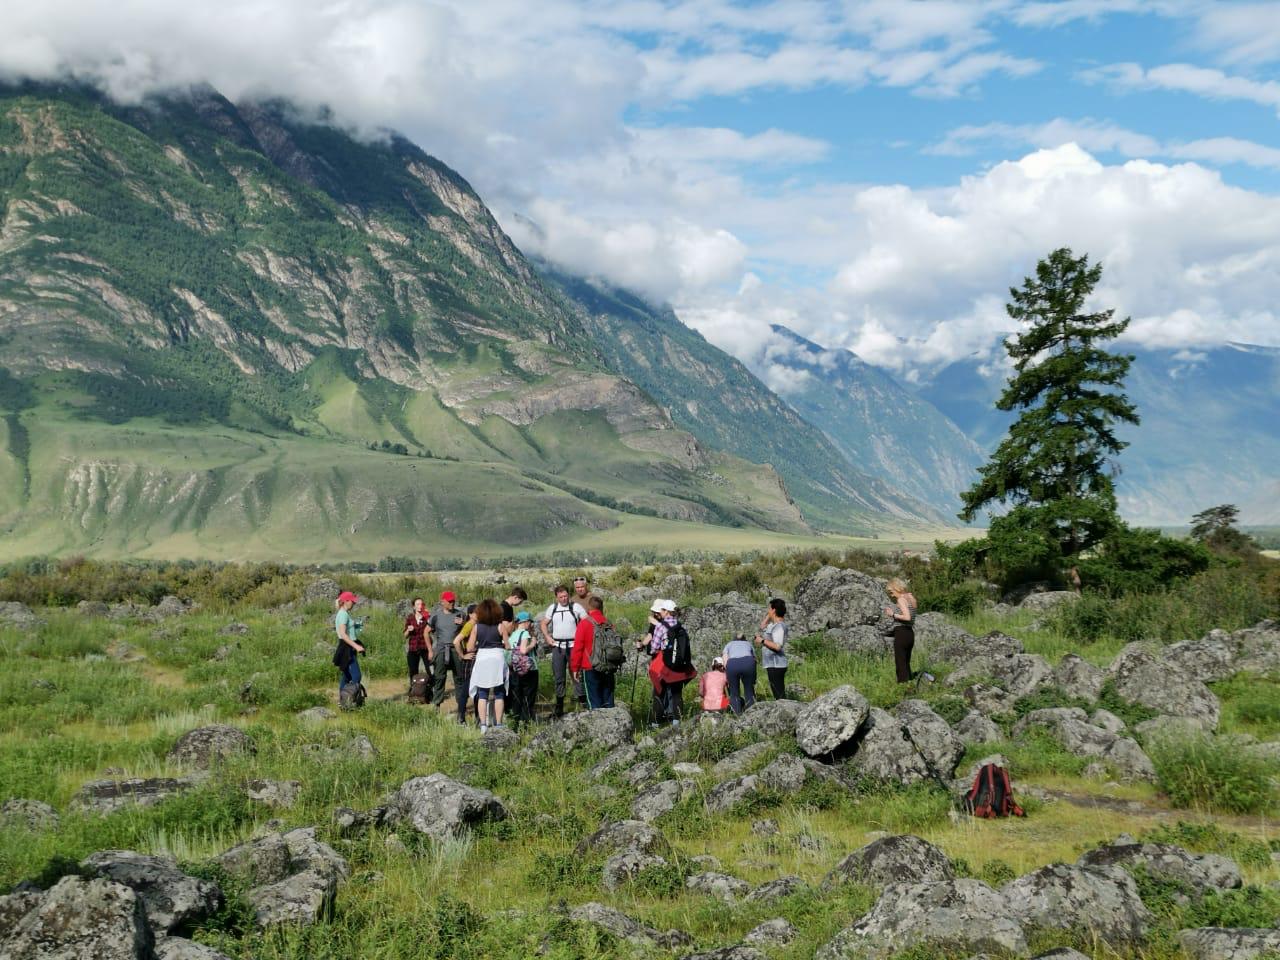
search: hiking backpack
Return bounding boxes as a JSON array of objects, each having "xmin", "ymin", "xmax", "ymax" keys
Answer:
[
  {"xmin": 588, "ymin": 619, "xmax": 627, "ymax": 674},
  {"xmin": 510, "ymin": 629, "xmax": 536, "ymax": 676},
  {"xmin": 662, "ymin": 623, "xmax": 693, "ymax": 672},
  {"xmin": 407, "ymin": 674, "xmax": 429, "ymax": 703},
  {"xmin": 964, "ymin": 763, "xmax": 1025, "ymax": 818},
  {"xmin": 339, "ymin": 680, "xmax": 367, "ymax": 710}
]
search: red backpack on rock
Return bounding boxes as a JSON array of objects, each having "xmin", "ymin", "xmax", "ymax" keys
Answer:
[{"xmin": 964, "ymin": 763, "xmax": 1025, "ymax": 818}]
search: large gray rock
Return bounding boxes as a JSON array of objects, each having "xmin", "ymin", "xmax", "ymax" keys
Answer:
[
  {"xmin": 153, "ymin": 596, "xmax": 192, "ymax": 618},
  {"xmin": 796, "ymin": 685, "xmax": 870, "ymax": 757},
  {"xmin": 601, "ymin": 851, "xmax": 668, "ymax": 890},
  {"xmin": 245, "ymin": 779, "xmax": 301, "ymax": 810},
  {"xmin": 154, "ymin": 938, "xmax": 234, "ymax": 960},
  {"xmin": 792, "ymin": 566, "xmax": 887, "ymax": 634},
  {"xmin": 826, "ymin": 626, "xmax": 891, "ymax": 657},
  {"xmin": 912, "ymin": 613, "xmax": 980, "ymax": 665},
  {"xmin": 525, "ymin": 707, "xmax": 633, "ymax": 756},
  {"xmin": 631, "ymin": 779, "xmax": 694, "ymax": 823},
  {"xmin": 734, "ymin": 699, "xmax": 804, "ymax": 738},
  {"xmin": 215, "ymin": 833, "xmax": 293, "ymax": 886},
  {"xmin": 71, "ymin": 776, "xmax": 203, "ymax": 814},
  {"xmin": 946, "ymin": 652, "xmax": 1053, "ymax": 698},
  {"xmin": 0, "ymin": 601, "xmax": 42, "ymax": 629},
  {"xmin": 1014, "ymin": 708, "xmax": 1156, "ymax": 782},
  {"xmin": 712, "ymin": 742, "xmax": 774, "ymax": 778},
  {"xmin": 1229, "ymin": 619, "xmax": 1280, "ymax": 675},
  {"xmin": 1178, "ymin": 927, "xmax": 1280, "ymax": 959},
  {"xmin": 1109, "ymin": 643, "xmax": 1221, "ymax": 730},
  {"xmin": 568, "ymin": 902, "xmax": 692, "ymax": 949},
  {"xmin": 817, "ymin": 879, "xmax": 1026, "ymax": 959},
  {"xmin": 167, "ymin": 725, "xmax": 255, "ymax": 769},
  {"xmin": 1090, "ymin": 709, "xmax": 1127, "ymax": 735},
  {"xmin": 81, "ymin": 851, "xmax": 222, "ymax": 934},
  {"xmin": 1162, "ymin": 637, "xmax": 1239, "ymax": 684},
  {"xmin": 704, "ymin": 775, "xmax": 761, "ymax": 813},
  {"xmin": 247, "ymin": 869, "xmax": 336, "ymax": 927},
  {"xmin": 1019, "ymin": 591, "xmax": 1078, "ymax": 611},
  {"xmin": 757, "ymin": 755, "xmax": 810, "ymax": 794},
  {"xmin": 964, "ymin": 683, "xmax": 1017, "ymax": 716},
  {"xmin": 588, "ymin": 744, "xmax": 640, "ymax": 780},
  {"xmin": 826, "ymin": 835, "xmax": 954, "ymax": 888},
  {"xmin": 744, "ymin": 918, "xmax": 798, "ymax": 946},
  {"xmin": 847, "ymin": 701, "xmax": 964, "ymax": 786},
  {"xmin": 0, "ymin": 892, "xmax": 42, "ymax": 940},
  {"xmin": 1001, "ymin": 862, "xmax": 1152, "ymax": 943},
  {"xmin": 381, "ymin": 774, "xmax": 507, "ymax": 841},
  {"xmin": 682, "ymin": 594, "xmax": 761, "ymax": 663},
  {"xmin": 1077, "ymin": 842, "xmax": 1242, "ymax": 897},
  {"xmin": 0, "ymin": 798, "xmax": 59, "ymax": 831},
  {"xmin": 745, "ymin": 876, "xmax": 806, "ymax": 903},
  {"xmin": 575, "ymin": 819, "xmax": 670, "ymax": 858},
  {"xmin": 955, "ymin": 711, "xmax": 1004, "ymax": 745},
  {"xmin": 224, "ymin": 828, "xmax": 348, "ymax": 928},
  {"xmin": 301, "ymin": 578, "xmax": 341, "ymax": 603},
  {"xmin": 1, "ymin": 876, "xmax": 153, "ymax": 959},
  {"xmin": 1052, "ymin": 654, "xmax": 1106, "ymax": 702}
]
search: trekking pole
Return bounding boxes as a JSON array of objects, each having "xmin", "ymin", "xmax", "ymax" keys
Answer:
[{"xmin": 628, "ymin": 647, "xmax": 642, "ymax": 711}]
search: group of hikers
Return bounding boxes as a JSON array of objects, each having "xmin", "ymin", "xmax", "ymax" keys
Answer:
[{"xmin": 332, "ymin": 573, "xmax": 922, "ymax": 729}]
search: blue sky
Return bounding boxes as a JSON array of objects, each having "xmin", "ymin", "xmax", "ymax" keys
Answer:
[{"xmin": 7, "ymin": 0, "xmax": 1280, "ymax": 375}]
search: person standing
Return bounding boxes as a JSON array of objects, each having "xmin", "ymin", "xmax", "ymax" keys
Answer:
[
  {"xmin": 571, "ymin": 575, "xmax": 591, "ymax": 608},
  {"xmin": 453, "ymin": 603, "xmax": 479, "ymax": 724},
  {"xmin": 428, "ymin": 592, "xmax": 465, "ymax": 708},
  {"xmin": 648, "ymin": 600, "xmax": 696, "ymax": 725},
  {"xmin": 721, "ymin": 633, "xmax": 756, "ymax": 714},
  {"xmin": 403, "ymin": 597, "xmax": 431, "ymax": 692},
  {"xmin": 508, "ymin": 611, "xmax": 539, "ymax": 725},
  {"xmin": 539, "ymin": 584, "xmax": 587, "ymax": 717},
  {"xmin": 332, "ymin": 590, "xmax": 364, "ymax": 695},
  {"xmin": 468, "ymin": 599, "xmax": 508, "ymax": 732},
  {"xmin": 569, "ymin": 595, "xmax": 616, "ymax": 709},
  {"xmin": 500, "ymin": 586, "xmax": 528, "ymax": 634},
  {"xmin": 755, "ymin": 598, "xmax": 789, "ymax": 699},
  {"xmin": 884, "ymin": 578, "xmax": 918, "ymax": 683}
]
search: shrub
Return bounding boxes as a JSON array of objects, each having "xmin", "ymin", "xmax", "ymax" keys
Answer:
[
  {"xmin": 1142, "ymin": 821, "xmax": 1272, "ymax": 868},
  {"xmin": 1147, "ymin": 734, "xmax": 1278, "ymax": 814}
]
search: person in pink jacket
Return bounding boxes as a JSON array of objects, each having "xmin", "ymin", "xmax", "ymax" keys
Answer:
[{"xmin": 699, "ymin": 657, "xmax": 728, "ymax": 714}]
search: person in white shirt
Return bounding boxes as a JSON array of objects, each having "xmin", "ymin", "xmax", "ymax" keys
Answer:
[{"xmin": 539, "ymin": 584, "xmax": 587, "ymax": 717}]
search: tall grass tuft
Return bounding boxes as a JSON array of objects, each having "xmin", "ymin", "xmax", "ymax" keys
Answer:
[{"xmin": 1147, "ymin": 733, "xmax": 1278, "ymax": 814}]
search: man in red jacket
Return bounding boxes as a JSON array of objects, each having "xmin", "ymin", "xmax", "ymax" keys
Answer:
[{"xmin": 569, "ymin": 595, "xmax": 615, "ymax": 709}]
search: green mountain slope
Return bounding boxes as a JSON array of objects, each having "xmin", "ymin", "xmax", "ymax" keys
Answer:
[
  {"xmin": 0, "ymin": 83, "xmax": 924, "ymax": 557},
  {"xmin": 542, "ymin": 270, "xmax": 943, "ymax": 532}
]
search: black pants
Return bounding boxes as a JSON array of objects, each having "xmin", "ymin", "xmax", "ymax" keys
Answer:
[
  {"xmin": 454, "ymin": 658, "xmax": 475, "ymax": 723},
  {"xmin": 431, "ymin": 646, "xmax": 459, "ymax": 706},
  {"xmin": 725, "ymin": 656, "xmax": 756, "ymax": 714},
  {"xmin": 512, "ymin": 670, "xmax": 539, "ymax": 724},
  {"xmin": 407, "ymin": 650, "xmax": 431, "ymax": 684},
  {"xmin": 766, "ymin": 666, "xmax": 787, "ymax": 699},
  {"xmin": 660, "ymin": 680, "xmax": 687, "ymax": 722},
  {"xmin": 893, "ymin": 625, "xmax": 915, "ymax": 683}
]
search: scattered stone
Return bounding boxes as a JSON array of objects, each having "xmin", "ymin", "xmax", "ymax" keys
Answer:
[
  {"xmin": 1013, "ymin": 708, "xmax": 1156, "ymax": 782},
  {"xmin": 167, "ymin": 725, "xmax": 255, "ymax": 769},
  {"xmin": 685, "ymin": 871, "xmax": 750, "ymax": 902},
  {"xmin": 155, "ymin": 937, "xmax": 235, "ymax": 960},
  {"xmin": 680, "ymin": 947, "xmax": 766, "ymax": 960},
  {"xmin": 332, "ymin": 807, "xmax": 378, "ymax": 838},
  {"xmin": 1, "ymin": 876, "xmax": 152, "ymax": 960},
  {"xmin": 955, "ymin": 710, "xmax": 1003, "ymax": 745},
  {"xmin": 153, "ymin": 596, "xmax": 192, "ymax": 618},
  {"xmin": 1228, "ymin": 619, "xmax": 1280, "ymax": 675},
  {"xmin": 671, "ymin": 762, "xmax": 703, "ymax": 776},
  {"xmin": 302, "ymin": 732, "xmax": 377, "ymax": 762},
  {"xmin": 589, "ymin": 744, "xmax": 640, "ymax": 780},
  {"xmin": 245, "ymin": 779, "xmax": 301, "ymax": 810},
  {"xmin": 712, "ymin": 742, "xmax": 774, "ymax": 778},
  {"xmin": 745, "ymin": 876, "xmax": 806, "ymax": 902},
  {"xmin": 381, "ymin": 774, "xmax": 507, "ymax": 842},
  {"xmin": 602, "ymin": 851, "xmax": 668, "ymax": 890},
  {"xmin": 525, "ymin": 707, "xmax": 633, "ymax": 756},
  {"xmin": 218, "ymin": 623, "xmax": 249, "ymax": 636},
  {"xmin": 81, "ymin": 850, "xmax": 223, "ymax": 934},
  {"xmin": 623, "ymin": 760, "xmax": 661, "ymax": 787},
  {"xmin": 734, "ymin": 699, "xmax": 804, "ymax": 737},
  {"xmin": 1053, "ymin": 654, "xmax": 1106, "ymax": 701},
  {"xmin": 1001, "ymin": 862, "xmax": 1152, "ymax": 943},
  {"xmin": 690, "ymin": 855, "xmax": 722, "ymax": 870},
  {"xmin": 296, "ymin": 706, "xmax": 335, "ymax": 723},
  {"xmin": 211, "ymin": 645, "xmax": 235, "ymax": 662},
  {"xmin": 568, "ymin": 902, "xmax": 693, "ymax": 949},
  {"xmin": 1019, "ymin": 591, "xmax": 1078, "ymax": 611},
  {"xmin": 1077, "ymin": 842, "xmax": 1242, "ymax": 897},
  {"xmin": 575, "ymin": 819, "xmax": 670, "ymax": 859},
  {"xmin": 826, "ymin": 835, "xmax": 954, "ymax": 889},
  {"xmin": 1109, "ymin": 643, "xmax": 1220, "ymax": 730},
  {"xmin": 796, "ymin": 685, "xmax": 870, "ymax": 757},
  {"xmin": 704, "ymin": 775, "xmax": 760, "ymax": 813},
  {"xmin": 1178, "ymin": 927, "xmax": 1280, "ymax": 959},
  {"xmin": 0, "ymin": 601, "xmax": 42, "ymax": 629},
  {"xmin": 632, "ymin": 779, "xmax": 694, "ymax": 823},
  {"xmin": 1162, "ymin": 637, "xmax": 1238, "ymax": 684},
  {"xmin": 817, "ymin": 879, "xmax": 1026, "ymax": 960},
  {"xmin": 744, "ymin": 918, "xmax": 798, "ymax": 946},
  {"xmin": 72, "ymin": 776, "xmax": 203, "ymax": 814},
  {"xmin": 481, "ymin": 726, "xmax": 518, "ymax": 752},
  {"xmin": 1090, "ymin": 709, "xmax": 1127, "ymax": 735},
  {"xmin": 752, "ymin": 818, "xmax": 780, "ymax": 837},
  {"xmin": 301, "ymin": 578, "xmax": 341, "ymax": 604},
  {"xmin": 964, "ymin": 683, "xmax": 1017, "ymax": 716},
  {"xmin": 849, "ymin": 700, "xmax": 965, "ymax": 786},
  {"xmin": 946, "ymin": 652, "xmax": 1054, "ymax": 698},
  {"xmin": 76, "ymin": 599, "xmax": 110, "ymax": 617},
  {"xmin": 248, "ymin": 868, "xmax": 337, "ymax": 927},
  {"xmin": 912, "ymin": 612, "xmax": 981, "ymax": 664},
  {"xmin": 0, "ymin": 799, "xmax": 59, "ymax": 831},
  {"xmin": 757, "ymin": 754, "xmax": 811, "ymax": 794}
]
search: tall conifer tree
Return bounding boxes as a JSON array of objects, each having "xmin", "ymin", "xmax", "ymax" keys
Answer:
[{"xmin": 960, "ymin": 248, "xmax": 1139, "ymax": 576}]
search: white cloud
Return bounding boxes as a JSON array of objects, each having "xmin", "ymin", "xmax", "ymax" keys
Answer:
[
  {"xmin": 1192, "ymin": 2, "xmax": 1280, "ymax": 65},
  {"xmin": 1084, "ymin": 61, "xmax": 1280, "ymax": 114}
]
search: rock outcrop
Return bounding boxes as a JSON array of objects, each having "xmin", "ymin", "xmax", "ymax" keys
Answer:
[{"xmin": 380, "ymin": 774, "xmax": 507, "ymax": 841}]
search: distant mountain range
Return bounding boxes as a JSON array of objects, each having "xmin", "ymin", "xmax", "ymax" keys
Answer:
[
  {"xmin": 0, "ymin": 81, "xmax": 966, "ymax": 560},
  {"xmin": 916, "ymin": 342, "xmax": 1280, "ymax": 527}
]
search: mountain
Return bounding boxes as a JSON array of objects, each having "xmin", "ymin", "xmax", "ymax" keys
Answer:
[
  {"xmin": 749, "ymin": 326, "xmax": 985, "ymax": 517},
  {"xmin": 917, "ymin": 343, "xmax": 1280, "ymax": 526},
  {"xmin": 540, "ymin": 271, "xmax": 944, "ymax": 530},
  {"xmin": 0, "ymin": 82, "xmax": 935, "ymax": 559}
]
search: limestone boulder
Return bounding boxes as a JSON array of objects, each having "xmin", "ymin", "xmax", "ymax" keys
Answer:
[
  {"xmin": 1077, "ymin": 842, "xmax": 1242, "ymax": 897},
  {"xmin": 568, "ymin": 902, "xmax": 692, "ymax": 949},
  {"xmin": 154, "ymin": 937, "xmax": 234, "ymax": 960},
  {"xmin": 1178, "ymin": 927, "xmax": 1280, "ymax": 960},
  {"xmin": 685, "ymin": 872, "xmax": 750, "ymax": 902},
  {"xmin": 1014, "ymin": 708, "xmax": 1156, "ymax": 782},
  {"xmin": 1052, "ymin": 654, "xmax": 1106, "ymax": 702},
  {"xmin": 912, "ymin": 613, "xmax": 980, "ymax": 665},
  {"xmin": 955, "ymin": 711, "xmax": 1003, "ymax": 745},
  {"xmin": 167, "ymin": 725, "xmax": 255, "ymax": 769},
  {"xmin": 631, "ymin": 779, "xmax": 695, "ymax": 823},
  {"xmin": 946, "ymin": 652, "xmax": 1053, "ymax": 698},
  {"xmin": 0, "ymin": 799, "xmax": 59, "ymax": 831},
  {"xmin": 744, "ymin": 918, "xmax": 798, "ymax": 946},
  {"xmin": 601, "ymin": 851, "xmax": 667, "ymax": 891},
  {"xmin": 792, "ymin": 566, "xmax": 887, "ymax": 634},
  {"xmin": 825, "ymin": 835, "xmax": 954, "ymax": 889},
  {"xmin": 1, "ymin": 876, "xmax": 153, "ymax": 959},
  {"xmin": 1001, "ymin": 862, "xmax": 1152, "ymax": 943},
  {"xmin": 525, "ymin": 707, "xmax": 633, "ymax": 756},
  {"xmin": 796, "ymin": 685, "xmax": 870, "ymax": 758},
  {"xmin": 575, "ymin": 819, "xmax": 670, "ymax": 858},
  {"xmin": 1109, "ymin": 643, "xmax": 1220, "ymax": 730},
  {"xmin": 381, "ymin": 774, "xmax": 507, "ymax": 841},
  {"xmin": 81, "ymin": 851, "xmax": 223, "ymax": 934},
  {"xmin": 72, "ymin": 776, "xmax": 203, "ymax": 814},
  {"xmin": 711, "ymin": 742, "xmax": 774, "ymax": 778},
  {"xmin": 1162, "ymin": 637, "xmax": 1238, "ymax": 684},
  {"xmin": 734, "ymin": 699, "xmax": 803, "ymax": 738},
  {"xmin": 847, "ymin": 701, "xmax": 964, "ymax": 786}
]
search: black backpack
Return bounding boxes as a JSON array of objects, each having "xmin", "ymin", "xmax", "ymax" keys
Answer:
[
  {"xmin": 589, "ymin": 619, "xmax": 627, "ymax": 675},
  {"xmin": 964, "ymin": 763, "xmax": 1025, "ymax": 818},
  {"xmin": 662, "ymin": 623, "xmax": 693, "ymax": 672},
  {"xmin": 339, "ymin": 680, "xmax": 367, "ymax": 710},
  {"xmin": 408, "ymin": 674, "xmax": 429, "ymax": 703}
]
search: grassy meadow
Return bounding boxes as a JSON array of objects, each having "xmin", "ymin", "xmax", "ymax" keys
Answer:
[{"xmin": 2, "ymin": 557, "xmax": 1279, "ymax": 959}]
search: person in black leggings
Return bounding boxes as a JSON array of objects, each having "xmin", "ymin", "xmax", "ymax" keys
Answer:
[
  {"xmin": 721, "ymin": 633, "xmax": 756, "ymax": 714},
  {"xmin": 884, "ymin": 578, "xmax": 917, "ymax": 683}
]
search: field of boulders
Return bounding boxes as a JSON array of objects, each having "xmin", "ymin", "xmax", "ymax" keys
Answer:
[{"xmin": 1, "ymin": 561, "xmax": 1279, "ymax": 959}]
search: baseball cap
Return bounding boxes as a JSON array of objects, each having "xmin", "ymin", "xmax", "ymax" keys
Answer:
[
  {"xmin": 649, "ymin": 599, "xmax": 667, "ymax": 613},
  {"xmin": 440, "ymin": 591, "xmax": 456, "ymax": 602},
  {"xmin": 515, "ymin": 610, "xmax": 531, "ymax": 622},
  {"xmin": 712, "ymin": 656, "xmax": 725, "ymax": 667},
  {"xmin": 337, "ymin": 591, "xmax": 358, "ymax": 604}
]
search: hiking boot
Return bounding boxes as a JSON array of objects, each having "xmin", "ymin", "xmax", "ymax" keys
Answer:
[{"xmin": 554, "ymin": 697, "xmax": 565, "ymax": 718}]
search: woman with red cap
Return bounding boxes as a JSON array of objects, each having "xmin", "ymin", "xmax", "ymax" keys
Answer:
[{"xmin": 332, "ymin": 590, "xmax": 365, "ymax": 698}]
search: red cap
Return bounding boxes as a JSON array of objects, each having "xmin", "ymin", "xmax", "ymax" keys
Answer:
[
  {"xmin": 441, "ymin": 591, "xmax": 456, "ymax": 602},
  {"xmin": 337, "ymin": 591, "xmax": 358, "ymax": 604}
]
